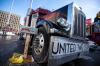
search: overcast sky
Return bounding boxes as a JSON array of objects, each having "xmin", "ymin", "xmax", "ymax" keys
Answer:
[{"xmin": 0, "ymin": 0, "xmax": 100, "ymax": 25}]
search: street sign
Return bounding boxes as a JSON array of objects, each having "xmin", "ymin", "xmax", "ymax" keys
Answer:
[{"xmin": 20, "ymin": 26, "xmax": 37, "ymax": 34}]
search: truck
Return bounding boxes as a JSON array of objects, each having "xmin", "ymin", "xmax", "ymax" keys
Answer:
[
  {"xmin": 91, "ymin": 11, "xmax": 100, "ymax": 45},
  {"xmin": 20, "ymin": 3, "xmax": 93, "ymax": 66}
]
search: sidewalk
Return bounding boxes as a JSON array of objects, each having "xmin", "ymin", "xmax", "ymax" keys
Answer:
[{"xmin": 0, "ymin": 35, "xmax": 18, "ymax": 41}]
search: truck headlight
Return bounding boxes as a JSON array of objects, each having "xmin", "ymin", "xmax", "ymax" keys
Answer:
[{"xmin": 57, "ymin": 17, "xmax": 67, "ymax": 27}]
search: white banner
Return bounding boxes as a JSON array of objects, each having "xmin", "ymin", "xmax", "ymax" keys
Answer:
[{"xmin": 50, "ymin": 36, "xmax": 89, "ymax": 56}]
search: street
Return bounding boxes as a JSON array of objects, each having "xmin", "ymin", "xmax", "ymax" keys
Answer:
[
  {"xmin": 0, "ymin": 35, "xmax": 100, "ymax": 66},
  {"xmin": 0, "ymin": 35, "xmax": 24, "ymax": 66}
]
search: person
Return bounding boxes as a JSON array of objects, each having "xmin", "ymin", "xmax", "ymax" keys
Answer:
[{"xmin": 19, "ymin": 32, "xmax": 24, "ymax": 40}]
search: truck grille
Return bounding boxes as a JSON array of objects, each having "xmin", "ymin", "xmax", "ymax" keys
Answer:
[{"xmin": 74, "ymin": 7, "xmax": 86, "ymax": 38}]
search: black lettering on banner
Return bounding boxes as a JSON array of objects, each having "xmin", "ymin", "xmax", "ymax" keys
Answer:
[
  {"xmin": 52, "ymin": 42, "xmax": 59, "ymax": 54},
  {"xmin": 67, "ymin": 43, "xmax": 70, "ymax": 53},
  {"xmin": 59, "ymin": 43, "xmax": 66, "ymax": 54},
  {"xmin": 64, "ymin": 43, "xmax": 66, "ymax": 53},
  {"xmin": 70, "ymin": 44, "xmax": 76, "ymax": 52},
  {"xmin": 78, "ymin": 44, "xmax": 83, "ymax": 50},
  {"xmin": 74, "ymin": 44, "xmax": 76, "ymax": 52},
  {"xmin": 70, "ymin": 44, "xmax": 72, "ymax": 52},
  {"xmin": 52, "ymin": 42, "xmax": 79, "ymax": 55}
]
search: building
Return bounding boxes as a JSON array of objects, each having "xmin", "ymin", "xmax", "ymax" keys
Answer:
[{"xmin": 0, "ymin": 10, "xmax": 20, "ymax": 35}]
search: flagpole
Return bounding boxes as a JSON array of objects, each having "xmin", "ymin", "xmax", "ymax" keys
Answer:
[
  {"xmin": 23, "ymin": 0, "xmax": 33, "ymax": 58},
  {"xmin": 29, "ymin": 0, "xmax": 33, "ymax": 8},
  {"xmin": 4, "ymin": 0, "xmax": 14, "ymax": 35},
  {"xmin": 7, "ymin": 0, "xmax": 14, "ymax": 25}
]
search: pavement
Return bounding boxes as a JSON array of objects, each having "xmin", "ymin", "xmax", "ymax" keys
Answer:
[
  {"xmin": 87, "ymin": 49, "xmax": 100, "ymax": 66},
  {"xmin": 0, "ymin": 35, "xmax": 24, "ymax": 66},
  {"xmin": 61, "ymin": 47, "xmax": 100, "ymax": 66}
]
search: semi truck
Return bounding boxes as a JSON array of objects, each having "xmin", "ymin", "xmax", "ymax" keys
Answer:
[
  {"xmin": 20, "ymin": 3, "xmax": 93, "ymax": 66},
  {"xmin": 91, "ymin": 11, "xmax": 100, "ymax": 45}
]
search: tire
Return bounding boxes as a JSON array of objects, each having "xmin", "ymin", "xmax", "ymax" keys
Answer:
[{"xmin": 32, "ymin": 26, "xmax": 50, "ymax": 63}]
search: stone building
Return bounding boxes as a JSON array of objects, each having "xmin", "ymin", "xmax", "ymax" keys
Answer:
[{"xmin": 0, "ymin": 10, "xmax": 20, "ymax": 34}]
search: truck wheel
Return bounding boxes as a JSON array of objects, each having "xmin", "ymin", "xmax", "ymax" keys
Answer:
[{"xmin": 32, "ymin": 26, "xmax": 50, "ymax": 63}]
